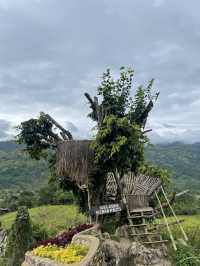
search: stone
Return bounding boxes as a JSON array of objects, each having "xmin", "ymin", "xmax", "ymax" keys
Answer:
[
  {"xmin": 101, "ymin": 239, "xmax": 171, "ymax": 266},
  {"xmin": 0, "ymin": 229, "xmax": 7, "ymax": 256},
  {"xmin": 102, "ymin": 232, "xmax": 111, "ymax": 240},
  {"xmin": 115, "ymin": 225, "xmax": 130, "ymax": 239}
]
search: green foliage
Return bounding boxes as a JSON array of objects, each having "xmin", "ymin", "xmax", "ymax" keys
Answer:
[
  {"xmin": 86, "ymin": 67, "xmax": 158, "ymax": 205},
  {"xmin": 173, "ymin": 194, "xmax": 199, "ymax": 215},
  {"xmin": 0, "ymin": 257, "xmax": 7, "ymax": 266},
  {"xmin": 32, "ymin": 223, "xmax": 48, "ymax": 242},
  {"xmin": 145, "ymin": 142, "xmax": 200, "ymax": 191},
  {"xmin": 93, "ymin": 115, "xmax": 146, "ymax": 174},
  {"xmin": 97, "ymin": 67, "xmax": 134, "ymax": 119},
  {"xmin": 37, "ymin": 183, "xmax": 75, "ymax": 206},
  {"xmin": 16, "ymin": 113, "xmax": 59, "ymax": 160},
  {"xmin": 5, "ymin": 206, "xmax": 33, "ymax": 266},
  {"xmin": 139, "ymin": 161, "xmax": 171, "ymax": 185},
  {"xmin": 0, "ymin": 141, "xmax": 48, "ymax": 190},
  {"xmin": 170, "ymin": 243, "xmax": 200, "ymax": 266},
  {"xmin": 0, "ymin": 190, "xmax": 37, "ymax": 211}
]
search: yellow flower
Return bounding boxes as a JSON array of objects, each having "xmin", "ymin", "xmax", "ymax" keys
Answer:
[{"xmin": 32, "ymin": 243, "xmax": 89, "ymax": 264}]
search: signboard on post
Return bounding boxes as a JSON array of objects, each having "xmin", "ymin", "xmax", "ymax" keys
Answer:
[{"xmin": 94, "ymin": 203, "xmax": 122, "ymax": 216}]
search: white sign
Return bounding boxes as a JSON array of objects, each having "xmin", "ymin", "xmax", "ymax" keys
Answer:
[{"xmin": 95, "ymin": 204, "xmax": 122, "ymax": 215}]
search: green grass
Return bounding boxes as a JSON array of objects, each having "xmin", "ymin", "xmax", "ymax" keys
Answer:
[
  {"xmin": 158, "ymin": 214, "xmax": 200, "ymax": 256},
  {"xmin": 0, "ymin": 205, "xmax": 88, "ymax": 237}
]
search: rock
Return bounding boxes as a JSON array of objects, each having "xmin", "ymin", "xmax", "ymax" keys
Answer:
[
  {"xmin": 0, "ymin": 229, "xmax": 7, "ymax": 256},
  {"xmin": 101, "ymin": 239, "xmax": 130, "ymax": 266},
  {"xmin": 102, "ymin": 232, "xmax": 111, "ymax": 240},
  {"xmin": 115, "ymin": 225, "xmax": 130, "ymax": 239},
  {"xmin": 101, "ymin": 239, "xmax": 171, "ymax": 266},
  {"xmin": 128, "ymin": 242, "xmax": 171, "ymax": 266}
]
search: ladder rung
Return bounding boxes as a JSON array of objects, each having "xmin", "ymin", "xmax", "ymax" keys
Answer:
[
  {"xmin": 128, "ymin": 224, "xmax": 147, "ymax": 227},
  {"xmin": 131, "ymin": 232, "xmax": 159, "ymax": 236},
  {"xmin": 142, "ymin": 240, "xmax": 168, "ymax": 244},
  {"xmin": 128, "ymin": 214, "xmax": 154, "ymax": 219}
]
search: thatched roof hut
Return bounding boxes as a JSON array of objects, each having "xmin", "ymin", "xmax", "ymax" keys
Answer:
[{"xmin": 56, "ymin": 140, "xmax": 95, "ymax": 186}]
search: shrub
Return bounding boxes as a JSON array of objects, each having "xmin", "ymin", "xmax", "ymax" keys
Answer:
[
  {"xmin": 37, "ymin": 224, "xmax": 93, "ymax": 247},
  {"xmin": 32, "ymin": 243, "xmax": 89, "ymax": 264},
  {"xmin": 32, "ymin": 223, "xmax": 48, "ymax": 243},
  {"xmin": 5, "ymin": 206, "xmax": 33, "ymax": 266},
  {"xmin": 170, "ymin": 243, "xmax": 200, "ymax": 266}
]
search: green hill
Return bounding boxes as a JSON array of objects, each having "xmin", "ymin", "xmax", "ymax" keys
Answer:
[
  {"xmin": 146, "ymin": 142, "xmax": 200, "ymax": 191},
  {"xmin": 0, "ymin": 141, "xmax": 199, "ymax": 192},
  {"xmin": 0, "ymin": 141, "xmax": 49, "ymax": 190}
]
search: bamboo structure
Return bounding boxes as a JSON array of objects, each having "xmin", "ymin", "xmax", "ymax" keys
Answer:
[
  {"xmin": 155, "ymin": 191, "xmax": 177, "ymax": 251},
  {"xmin": 56, "ymin": 140, "xmax": 94, "ymax": 186}
]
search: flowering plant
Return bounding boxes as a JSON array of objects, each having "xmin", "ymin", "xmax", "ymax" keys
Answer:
[
  {"xmin": 32, "ymin": 243, "xmax": 89, "ymax": 264},
  {"xmin": 37, "ymin": 224, "xmax": 93, "ymax": 247}
]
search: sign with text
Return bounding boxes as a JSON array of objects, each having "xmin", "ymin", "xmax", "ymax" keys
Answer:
[{"xmin": 95, "ymin": 204, "xmax": 122, "ymax": 215}]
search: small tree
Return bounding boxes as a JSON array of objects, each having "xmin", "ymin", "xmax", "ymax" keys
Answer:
[{"xmin": 6, "ymin": 206, "xmax": 33, "ymax": 266}]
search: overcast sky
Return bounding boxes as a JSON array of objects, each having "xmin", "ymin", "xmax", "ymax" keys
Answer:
[{"xmin": 0, "ymin": 0, "xmax": 200, "ymax": 143}]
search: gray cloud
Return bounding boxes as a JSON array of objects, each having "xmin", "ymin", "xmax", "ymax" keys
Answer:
[
  {"xmin": 0, "ymin": 119, "xmax": 12, "ymax": 139},
  {"xmin": 0, "ymin": 0, "xmax": 200, "ymax": 142}
]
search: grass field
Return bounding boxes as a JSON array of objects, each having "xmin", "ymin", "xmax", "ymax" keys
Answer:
[
  {"xmin": 0, "ymin": 205, "xmax": 199, "ymax": 241},
  {"xmin": 0, "ymin": 205, "xmax": 88, "ymax": 237},
  {"xmin": 158, "ymin": 215, "xmax": 200, "ymax": 251}
]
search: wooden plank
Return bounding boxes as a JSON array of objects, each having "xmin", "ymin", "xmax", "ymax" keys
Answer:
[
  {"xmin": 142, "ymin": 240, "xmax": 168, "ymax": 244},
  {"xmin": 128, "ymin": 224, "xmax": 147, "ymax": 227},
  {"xmin": 155, "ymin": 191, "xmax": 177, "ymax": 251},
  {"xmin": 128, "ymin": 214, "xmax": 155, "ymax": 219},
  {"xmin": 131, "ymin": 232, "xmax": 159, "ymax": 236}
]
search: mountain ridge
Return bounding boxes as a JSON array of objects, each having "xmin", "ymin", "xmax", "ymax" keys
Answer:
[{"xmin": 0, "ymin": 140, "xmax": 199, "ymax": 191}]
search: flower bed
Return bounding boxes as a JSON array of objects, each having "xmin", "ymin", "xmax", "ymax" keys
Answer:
[
  {"xmin": 37, "ymin": 224, "xmax": 93, "ymax": 247},
  {"xmin": 32, "ymin": 243, "xmax": 89, "ymax": 264}
]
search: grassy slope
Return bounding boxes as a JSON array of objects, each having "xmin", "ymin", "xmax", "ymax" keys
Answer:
[
  {"xmin": 0, "ymin": 141, "xmax": 49, "ymax": 190},
  {"xmin": 0, "ymin": 205, "xmax": 87, "ymax": 236}
]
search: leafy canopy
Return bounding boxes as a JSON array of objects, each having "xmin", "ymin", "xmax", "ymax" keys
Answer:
[
  {"xmin": 86, "ymin": 67, "xmax": 159, "ymax": 176},
  {"xmin": 16, "ymin": 113, "xmax": 59, "ymax": 160}
]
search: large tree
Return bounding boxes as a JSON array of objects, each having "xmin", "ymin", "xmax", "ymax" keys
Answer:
[
  {"xmin": 85, "ymin": 67, "xmax": 159, "ymax": 203},
  {"xmin": 17, "ymin": 67, "xmax": 163, "ymax": 214}
]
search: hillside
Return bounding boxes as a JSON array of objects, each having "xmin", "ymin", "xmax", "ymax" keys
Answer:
[
  {"xmin": 0, "ymin": 141, "xmax": 199, "ymax": 191},
  {"xmin": 0, "ymin": 205, "xmax": 87, "ymax": 237},
  {"xmin": 0, "ymin": 141, "xmax": 49, "ymax": 190},
  {"xmin": 146, "ymin": 142, "xmax": 200, "ymax": 191}
]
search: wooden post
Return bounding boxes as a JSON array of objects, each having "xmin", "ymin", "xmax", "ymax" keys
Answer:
[
  {"xmin": 155, "ymin": 191, "xmax": 177, "ymax": 251},
  {"xmin": 161, "ymin": 186, "xmax": 188, "ymax": 241}
]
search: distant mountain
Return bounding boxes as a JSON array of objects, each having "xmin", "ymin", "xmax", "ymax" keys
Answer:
[
  {"xmin": 146, "ymin": 142, "xmax": 200, "ymax": 191},
  {"xmin": 0, "ymin": 141, "xmax": 49, "ymax": 190},
  {"xmin": 0, "ymin": 141, "xmax": 199, "ymax": 192}
]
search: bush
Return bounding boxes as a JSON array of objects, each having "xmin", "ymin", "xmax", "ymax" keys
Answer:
[
  {"xmin": 0, "ymin": 257, "xmax": 7, "ymax": 266},
  {"xmin": 32, "ymin": 223, "xmax": 48, "ymax": 243},
  {"xmin": 5, "ymin": 206, "xmax": 34, "ymax": 266},
  {"xmin": 37, "ymin": 224, "xmax": 93, "ymax": 247},
  {"xmin": 173, "ymin": 194, "xmax": 199, "ymax": 215},
  {"xmin": 171, "ymin": 242, "xmax": 200, "ymax": 266}
]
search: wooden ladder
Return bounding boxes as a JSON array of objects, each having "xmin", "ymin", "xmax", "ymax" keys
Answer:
[{"xmin": 127, "ymin": 207, "xmax": 168, "ymax": 246}]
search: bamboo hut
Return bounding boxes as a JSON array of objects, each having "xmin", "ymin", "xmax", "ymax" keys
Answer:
[{"xmin": 56, "ymin": 140, "xmax": 94, "ymax": 187}]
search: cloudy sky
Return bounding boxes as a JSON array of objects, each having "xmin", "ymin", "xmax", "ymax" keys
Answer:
[{"xmin": 0, "ymin": 0, "xmax": 200, "ymax": 143}]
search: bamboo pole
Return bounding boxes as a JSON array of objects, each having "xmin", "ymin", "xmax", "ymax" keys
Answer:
[
  {"xmin": 155, "ymin": 191, "xmax": 177, "ymax": 251},
  {"xmin": 161, "ymin": 186, "xmax": 188, "ymax": 241}
]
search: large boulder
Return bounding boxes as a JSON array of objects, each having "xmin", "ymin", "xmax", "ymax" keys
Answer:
[{"xmin": 101, "ymin": 239, "xmax": 171, "ymax": 266}]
